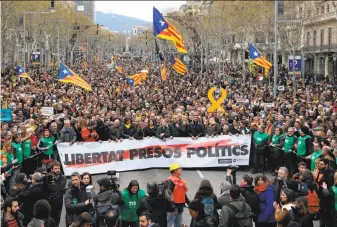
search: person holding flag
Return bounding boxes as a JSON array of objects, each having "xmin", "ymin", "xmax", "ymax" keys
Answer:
[
  {"xmin": 249, "ymin": 44, "xmax": 272, "ymax": 77},
  {"xmin": 16, "ymin": 66, "xmax": 33, "ymax": 83},
  {"xmin": 58, "ymin": 63, "xmax": 92, "ymax": 91}
]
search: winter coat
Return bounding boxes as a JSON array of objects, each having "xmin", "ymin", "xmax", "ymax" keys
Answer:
[
  {"xmin": 96, "ymin": 124, "xmax": 110, "ymax": 141},
  {"xmin": 137, "ymin": 196, "xmax": 175, "ymax": 227},
  {"xmin": 17, "ymin": 183, "xmax": 49, "ymax": 226},
  {"xmin": 109, "ymin": 125, "xmax": 123, "ymax": 140},
  {"xmin": 144, "ymin": 126, "xmax": 157, "ymax": 137},
  {"xmin": 168, "ymin": 124, "xmax": 182, "ymax": 137},
  {"xmin": 257, "ymin": 184, "xmax": 276, "ymax": 224},
  {"xmin": 64, "ymin": 186, "xmax": 92, "ymax": 226},
  {"xmin": 122, "ymin": 124, "xmax": 136, "ymax": 138},
  {"xmin": 93, "ymin": 189, "xmax": 123, "ymax": 227},
  {"xmin": 133, "ymin": 126, "xmax": 144, "ymax": 140},
  {"xmin": 81, "ymin": 128, "xmax": 99, "ymax": 142},
  {"xmin": 156, "ymin": 126, "xmax": 171, "ymax": 139},
  {"xmin": 49, "ymin": 174, "xmax": 67, "ymax": 209},
  {"xmin": 1, "ymin": 210, "xmax": 24, "ymax": 227},
  {"xmin": 190, "ymin": 215, "xmax": 216, "ymax": 227},
  {"xmin": 205, "ymin": 123, "xmax": 222, "ymax": 136},
  {"xmin": 187, "ymin": 122, "xmax": 204, "ymax": 137},
  {"xmin": 59, "ymin": 126, "xmax": 77, "ymax": 143},
  {"xmin": 219, "ymin": 199, "xmax": 252, "ymax": 227}
]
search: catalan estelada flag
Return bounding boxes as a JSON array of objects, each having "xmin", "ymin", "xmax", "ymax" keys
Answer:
[
  {"xmin": 58, "ymin": 63, "xmax": 92, "ymax": 91},
  {"xmin": 17, "ymin": 66, "xmax": 34, "ymax": 83},
  {"xmin": 171, "ymin": 56, "xmax": 187, "ymax": 75},
  {"xmin": 249, "ymin": 44, "xmax": 272, "ymax": 77},
  {"xmin": 153, "ymin": 7, "xmax": 188, "ymax": 54},
  {"xmin": 127, "ymin": 73, "xmax": 143, "ymax": 86},
  {"xmin": 81, "ymin": 61, "xmax": 88, "ymax": 68},
  {"xmin": 140, "ymin": 70, "xmax": 148, "ymax": 80},
  {"xmin": 117, "ymin": 66, "xmax": 123, "ymax": 73},
  {"xmin": 161, "ymin": 66, "xmax": 168, "ymax": 81}
]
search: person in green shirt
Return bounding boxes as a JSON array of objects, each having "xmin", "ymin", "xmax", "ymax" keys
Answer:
[
  {"xmin": 283, "ymin": 127, "xmax": 298, "ymax": 176},
  {"xmin": 38, "ymin": 129, "xmax": 55, "ymax": 169},
  {"xmin": 305, "ymin": 142, "xmax": 323, "ymax": 171},
  {"xmin": 9, "ymin": 134, "xmax": 23, "ymax": 192},
  {"xmin": 120, "ymin": 180, "xmax": 146, "ymax": 227},
  {"xmin": 295, "ymin": 126, "xmax": 313, "ymax": 162},
  {"xmin": 270, "ymin": 127, "xmax": 285, "ymax": 175},
  {"xmin": 252, "ymin": 125, "xmax": 269, "ymax": 173}
]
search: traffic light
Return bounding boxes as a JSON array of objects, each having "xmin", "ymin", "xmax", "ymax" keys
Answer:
[{"xmin": 50, "ymin": 0, "xmax": 55, "ymax": 9}]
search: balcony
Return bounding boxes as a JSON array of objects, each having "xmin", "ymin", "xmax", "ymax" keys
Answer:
[
  {"xmin": 303, "ymin": 43, "xmax": 337, "ymax": 53},
  {"xmin": 304, "ymin": 12, "xmax": 336, "ymax": 25}
]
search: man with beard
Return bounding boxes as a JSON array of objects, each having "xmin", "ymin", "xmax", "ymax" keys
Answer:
[
  {"xmin": 64, "ymin": 172, "xmax": 92, "ymax": 226},
  {"xmin": 187, "ymin": 113, "xmax": 204, "ymax": 140},
  {"xmin": 1, "ymin": 197, "xmax": 24, "ymax": 227},
  {"xmin": 49, "ymin": 161, "xmax": 66, "ymax": 227}
]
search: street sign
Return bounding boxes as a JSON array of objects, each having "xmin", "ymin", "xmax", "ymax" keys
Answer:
[
  {"xmin": 31, "ymin": 52, "xmax": 40, "ymax": 65},
  {"xmin": 288, "ymin": 56, "xmax": 301, "ymax": 75}
]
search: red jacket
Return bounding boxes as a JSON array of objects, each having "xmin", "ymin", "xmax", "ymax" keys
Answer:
[{"xmin": 81, "ymin": 128, "xmax": 99, "ymax": 142}]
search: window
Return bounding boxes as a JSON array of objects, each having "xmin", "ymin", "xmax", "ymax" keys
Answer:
[
  {"xmin": 328, "ymin": 28, "xmax": 332, "ymax": 45},
  {"xmin": 320, "ymin": 29, "xmax": 324, "ymax": 45},
  {"xmin": 321, "ymin": 5, "xmax": 324, "ymax": 14},
  {"xmin": 313, "ymin": 30, "xmax": 317, "ymax": 46},
  {"xmin": 307, "ymin": 32, "xmax": 310, "ymax": 46},
  {"xmin": 316, "ymin": 7, "xmax": 319, "ymax": 15},
  {"xmin": 299, "ymin": 7, "xmax": 303, "ymax": 15},
  {"xmin": 308, "ymin": 10, "xmax": 311, "ymax": 17},
  {"xmin": 327, "ymin": 4, "xmax": 330, "ymax": 12}
]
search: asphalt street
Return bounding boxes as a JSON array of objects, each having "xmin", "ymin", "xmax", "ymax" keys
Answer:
[{"xmin": 59, "ymin": 168, "xmax": 319, "ymax": 227}]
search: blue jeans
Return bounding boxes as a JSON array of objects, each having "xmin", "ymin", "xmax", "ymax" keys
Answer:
[
  {"xmin": 9, "ymin": 166, "xmax": 20, "ymax": 193},
  {"xmin": 167, "ymin": 212, "xmax": 182, "ymax": 227}
]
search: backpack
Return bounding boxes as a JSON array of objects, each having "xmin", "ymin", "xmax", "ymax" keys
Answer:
[
  {"xmin": 306, "ymin": 189, "xmax": 320, "ymax": 215},
  {"xmin": 227, "ymin": 203, "xmax": 254, "ymax": 227},
  {"xmin": 243, "ymin": 190, "xmax": 260, "ymax": 217},
  {"xmin": 95, "ymin": 201, "xmax": 119, "ymax": 220},
  {"xmin": 201, "ymin": 197, "xmax": 215, "ymax": 218},
  {"xmin": 297, "ymin": 182, "xmax": 308, "ymax": 196}
]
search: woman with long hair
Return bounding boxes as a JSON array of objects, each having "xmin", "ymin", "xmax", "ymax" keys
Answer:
[
  {"xmin": 254, "ymin": 174, "xmax": 276, "ymax": 227},
  {"xmin": 194, "ymin": 179, "xmax": 220, "ymax": 225},
  {"xmin": 120, "ymin": 180, "xmax": 146, "ymax": 227},
  {"xmin": 144, "ymin": 119, "xmax": 157, "ymax": 137},
  {"xmin": 273, "ymin": 189, "xmax": 296, "ymax": 227},
  {"xmin": 287, "ymin": 197, "xmax": 313, "ymax": 227},
  {"xmin": 81, "ymin": 172, "xmax": 93, "ymax": 187}
]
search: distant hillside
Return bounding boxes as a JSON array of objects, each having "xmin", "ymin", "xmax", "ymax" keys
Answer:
[{"xmin": 96, "ymin": 11, "xmax": 152, "ymax": 33}]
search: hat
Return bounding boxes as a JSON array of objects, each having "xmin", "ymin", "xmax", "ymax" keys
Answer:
[
  {"xmin": 169, "ymin": 163, "xmax": 181, "ymax": 171},
  {"xmin": 97, "ymin": 177, "xmax": 111, "ymax": 189}
]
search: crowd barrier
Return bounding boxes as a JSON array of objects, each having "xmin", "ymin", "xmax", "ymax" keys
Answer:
[{"xmin": 57, "ymin": 135, "xmax": 251, "ymax": 176}]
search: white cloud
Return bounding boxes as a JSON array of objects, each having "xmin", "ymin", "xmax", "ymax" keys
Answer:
[{"xmin": 95, "ymin": 1, "xmax": 186, "ymax": 22}]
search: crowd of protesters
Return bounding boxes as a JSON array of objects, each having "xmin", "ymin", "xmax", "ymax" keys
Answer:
[{"xmin": 0, "ymin": 57, "xmax": 337, "ymax": 227}]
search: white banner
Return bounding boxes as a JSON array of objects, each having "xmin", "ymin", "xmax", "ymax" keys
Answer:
[
  {"xmin": 57, "ymin": 135, "xmax": 251, "ymax": 176},
  {"xmin": 41, "ymin": 107, "xmax": 54, "ymax": 116}
]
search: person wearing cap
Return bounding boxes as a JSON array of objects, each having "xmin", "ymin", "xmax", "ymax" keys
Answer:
[
  {"xmin": 93, "ymin": 177, "xmax": 121, "ymax": 227},
  {"xmin": 81, "ymin": 121, "xmax": 99, "ymax": 142},
  {"xmin": 166, "ymin": 163, "xmax": 188, "ymax": 227}
]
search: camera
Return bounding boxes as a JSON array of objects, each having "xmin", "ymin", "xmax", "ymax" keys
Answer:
[
  {"xmin": 229, "ymin": 165, "xmax": 239, "ymax": 175},
  {"xmin": 43, "ymin": 173, "xmax": 55, "ymax": 187},
  {"xmin": 107, "ymin": 170, "xmax": 120, "ymax": 192},
  {"xmin": 156, "ymin": 181, "xmax": 169, "ymax": 198}
]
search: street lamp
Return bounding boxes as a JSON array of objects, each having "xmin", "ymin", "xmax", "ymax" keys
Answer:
[{"xmin": 23, "ymin": 2, "xmax": 56, "ymax": 70}]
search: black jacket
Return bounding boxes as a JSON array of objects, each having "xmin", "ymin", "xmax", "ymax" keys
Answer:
[
  {"xmin": 190, "ymin": 214, "xmax": 216, "ymax": 227},
  {"xmin": 187, "ymin": 121, "xmax": 204, "ymax": 137},
  {"xmin": 169, "ymin": 124, "xmax": 182, "ymax": 137},
  {"xmin": 64, "ymin": 185, "xmax": 92, "ymax": 226},
  {"xmin": 156, "ymin": 126, "xmax": 171, "ymax": 139},
  {"xmin": 17, "ymin": 183, "xmax": 49, "ymax": 226},
  {"xmin": 272, "ymin": 177, "xmax": 299, "ymax": 203},
  {"xmin": 144, "ymin": 126, "xmax": 157, "ymax": 137},
  {"xmin": 205, "ymin": 123, "xmax": 222, "ymax": 136},
  {"xmin": 49, "ymin": 174, "xmax": 67, "ymax": 208},
  {"xmin": 122, "ymin": 124, "xmax": 136, "ymax": 138},
  {"xmin": 108, "ymin": 125, "xmax": 123, "ymax": 141},
  {"xmin": 134, "ymin": 126, "xmax": 144, "ymax": 140},
  {"xmin": 137, "ymin": 196, "xmax": 175, "ymax": 227},
  {"xmin": 93, "ymin": 189, "xmax": 123, "ymax": 227},
  {"xmin": 96, "ymin": 124, "xmax": 110, "ymax": 141}
]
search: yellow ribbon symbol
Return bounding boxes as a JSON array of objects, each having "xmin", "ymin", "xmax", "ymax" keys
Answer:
[{"xmin": 207, "ymin": 87, "xmax": 227, "ymax": 113}]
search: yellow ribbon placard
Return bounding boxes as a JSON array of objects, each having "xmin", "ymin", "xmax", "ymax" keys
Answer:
[{"xmin": 207, "ymin": 87, "xmax": 226, "ymax": 113}]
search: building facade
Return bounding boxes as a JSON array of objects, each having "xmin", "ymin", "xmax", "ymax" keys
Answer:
[
  {"xmin": 302, "ymin": 1, "xmax": 337, "ymax": 77},
  {"xmin": 74, "ymin": 1, "xmax": 95, "ymax": 22},
  {"xmin": 131, "ymin": 26, "xmax": 152, "ymax": 37}
]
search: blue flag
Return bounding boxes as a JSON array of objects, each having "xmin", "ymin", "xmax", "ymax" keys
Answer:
[{"xmin": 126, "ymin": 78, "xmax": 134, "ymax": 86}]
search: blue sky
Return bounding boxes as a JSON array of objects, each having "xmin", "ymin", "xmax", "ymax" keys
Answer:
[{"xmin": 95, "ymin": 1, "xmax": 186, "ymax": 22}]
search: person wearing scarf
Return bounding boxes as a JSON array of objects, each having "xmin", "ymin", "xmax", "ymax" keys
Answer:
[{"xmin": 254, "ymin": 175, "xmax": 276, "ymax": 227}]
